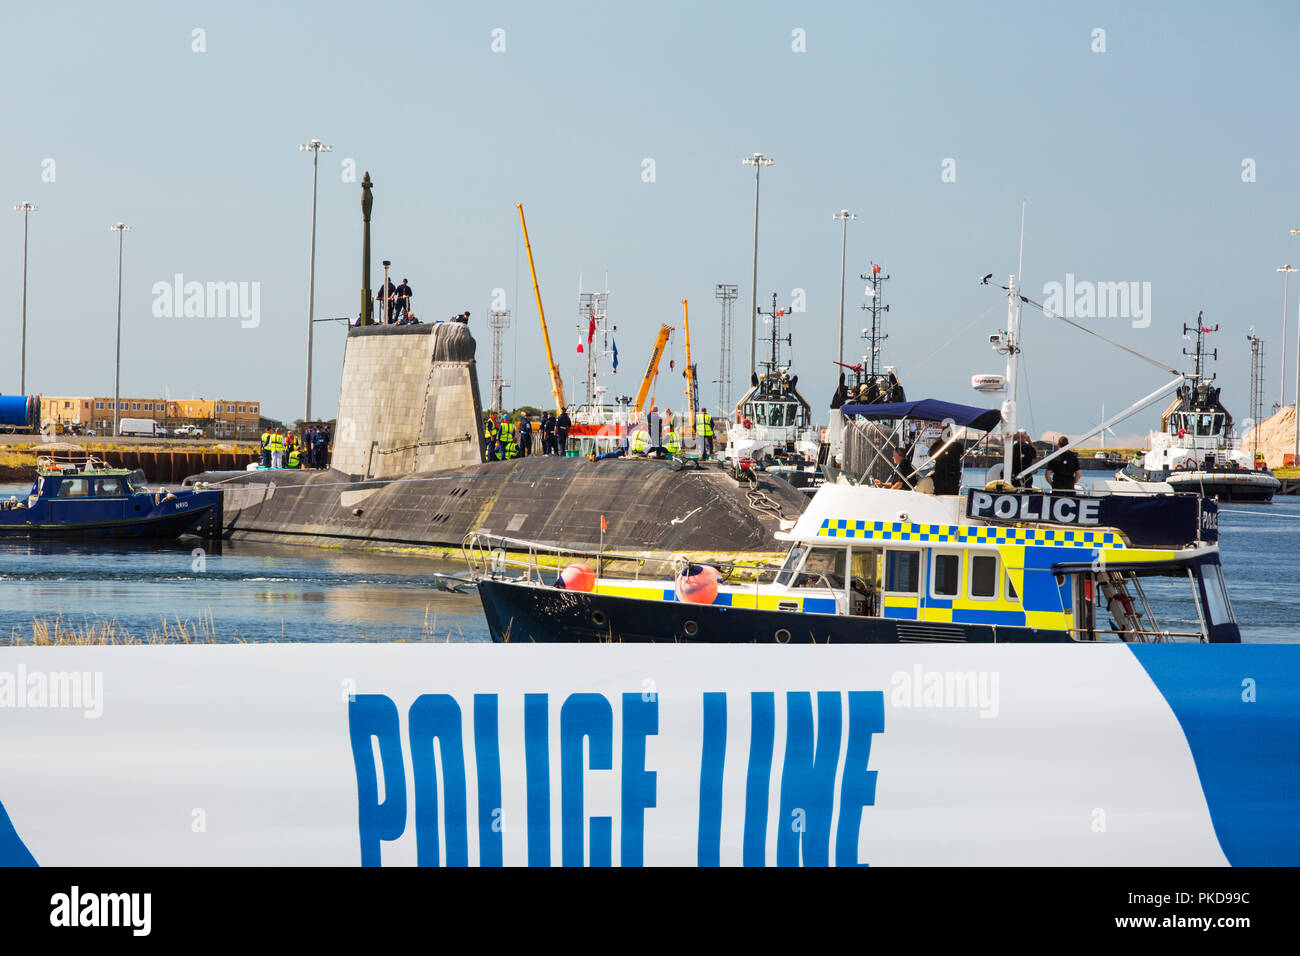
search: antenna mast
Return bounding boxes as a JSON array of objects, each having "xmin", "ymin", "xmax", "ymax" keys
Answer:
[
  {"xmin": 488, "ymin": 309, "xmax": 511, "ymax": 414},
  {"xmin": 714, "ymin": 283, "xmax": 737, "ymax": 412},
  {"xmin": 1248, "ymin": 329, "xmax": 1264, "ymax": 460}
]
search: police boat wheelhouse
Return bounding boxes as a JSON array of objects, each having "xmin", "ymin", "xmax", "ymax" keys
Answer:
[
  {"xmin": 0, "ymin": 452, "xmax": 222, "ymax": 539},
  {"xmin": 468, "ymin": 397, "xmax": 1238, "ymax": 644}
]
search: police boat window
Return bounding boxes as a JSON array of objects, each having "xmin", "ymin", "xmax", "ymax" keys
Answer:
[
  {"xmin": 56, "ymin": 478, "xmax": 90, "ymax": 498},
  {"xmin": 94, "ymin": 477, "xmax": 126, "ymax": 496},
  {"xmin": 776, "ymin": 546, "xmax": 807, "ymax": 586},
  {"xmin": 797, "ymin": 548, "xmax": 846, "ymax": 588},
  {"xmin": 931, "ymin": 553, "xmax": 961, "ymax": 598},
  {"xmin": 969, "ymin": 554, "xmax": 998, "ymax": 599},
  {"xmin": 885, "ymin": 550, "xmax": 920, "ymax": 594},
  {"xmin": 1005, "ymin": 571, "xmax": 1018, "ymax": 600},
  {"xmin": 1201, "ymin": 564, "xmax": 1234, "ymax": 625}
]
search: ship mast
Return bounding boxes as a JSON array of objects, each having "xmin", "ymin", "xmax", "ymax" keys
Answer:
[
  {"xmin": 859, "ymin": 264, "xmax": 890, "ymax": 381},
  {"xmin": 1183, "ymin": 312, "xmax": 1218, "ymax": 385},
  {"xmin": 1001, "ymin": 272, "xmax": 1022, "ymax": 478},
  {"xmin": 756, "ymin": 292, "xmax": 790, "ymax": 387},
  {"xmin": 1000, "ymin": 202, "xmax": 1027, "ymax": 480},
  {"xmin": 578, "ymin": 287, "xmax": 610, "ymax": 410}
]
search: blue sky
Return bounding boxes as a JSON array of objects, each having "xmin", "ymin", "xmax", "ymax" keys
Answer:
[{"xmin": 2, "ymin": 0, "xmax": 1297, "ymax": 439}]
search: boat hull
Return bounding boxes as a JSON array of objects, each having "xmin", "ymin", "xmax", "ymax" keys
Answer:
[
  {"xmin": 0, "ymin": 496, "xmax": 219, "ymax": 539},
  {"xmin": 1120, "ymin": 463, "xmax": 1280, "ymax": 502},
  {"xmin": 477, "ymin": 579, "xmax": 1076, "ymax": 644}
]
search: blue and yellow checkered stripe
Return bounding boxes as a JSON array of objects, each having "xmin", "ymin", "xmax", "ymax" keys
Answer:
[{"xmin": 818, "ymin": 519, "xmax": 1122, "ymax": 548}]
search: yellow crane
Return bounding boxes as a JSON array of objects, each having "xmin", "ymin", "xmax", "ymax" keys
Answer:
[
  {"xmin": 634, "ymin": 323, "xmax": 674, "ymax": 414},
  {"xmin": 516, "ymin": 203, "xmax": 566, "ymax": 414},
  {"xmin": 681, "ymin": 298, "xmax": 699, "ymax": 452}
]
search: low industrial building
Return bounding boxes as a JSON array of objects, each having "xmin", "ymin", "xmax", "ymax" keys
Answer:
[{"xmin": 40, "ymin": 396, "xmax": 261, "ymax": 438}]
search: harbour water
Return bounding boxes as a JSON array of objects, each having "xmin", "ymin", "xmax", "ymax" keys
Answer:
[{"xmin": 0, "ymin": 483, "xmax": 1295, "ymax": 645}]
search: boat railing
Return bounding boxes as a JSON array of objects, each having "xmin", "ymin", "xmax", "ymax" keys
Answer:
[
  {"xmin": 463, "ymin": 531, "xmax": 661, "ymax": 583},
  {"xmin": 36, "ymin": 452, "xmax": 111, "ymax": 473},
  {"xmin": 1073, "ymin": 628, "xmax": 1204, "ymax": 643},
  {"xmin": 462, "ymin": 529, "xmax": 843, "ymax": 609}
]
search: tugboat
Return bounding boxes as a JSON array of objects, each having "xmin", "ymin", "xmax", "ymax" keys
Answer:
[
  {"xmin": 0, "ymin": 451, "xmax": 222, "ymax": 538},
  {"xmin": 1118, "ymin": 319, "xmax": 1280, "ymax": 502},
  {"xmin": 722, "ymin": 293, "xmax": 824, "ymax": 492}
]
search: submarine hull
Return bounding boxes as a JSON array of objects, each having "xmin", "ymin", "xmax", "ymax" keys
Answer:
[{"xmin": 189, "ymin": 456, "xmax": 809, "ymax": 558}]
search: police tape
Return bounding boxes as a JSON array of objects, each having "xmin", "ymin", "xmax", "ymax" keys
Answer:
[{"xmin": 0, "ymin": 643, "xmax": 1295, "ymax": 866}]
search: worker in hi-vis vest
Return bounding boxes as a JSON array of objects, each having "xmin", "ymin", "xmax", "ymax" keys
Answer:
[
  {"xmin": 484, "ymin": 416, "xmax": 499, "ymax": 461},
  {"xmin": 696, "ymin": 408, "xmax": 714, "ymax": 458},
  {"xmin": 499, "ymin": 419, "xmax": 516, "ymax": 460},
  {"xmin": 630, "ymin": 428, "xmax": 650, "ymax": 456},
  {"xmin": 270, "ymin": 428, "xmax": 285, "ymax": 468},
  {"xmin": 260, "ymin": 429, "xmax": 272, "ymax": 468},
  {"xmin": 664, "ymin": 429, "xmax": 681, "ymax": 456},
  {"xmin": 287, "ymin": 446, "xmax": 301, "ymax": 469}
]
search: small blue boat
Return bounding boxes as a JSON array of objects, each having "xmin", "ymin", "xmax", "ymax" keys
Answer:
[{"xmin": 0, "ymin": 453, "xmax": 221, "ymax": 539}]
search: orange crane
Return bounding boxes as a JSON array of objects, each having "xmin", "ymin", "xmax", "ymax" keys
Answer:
[
  {"xmin": 516, "ymin": 203, "xmax": 566, "ymax": 413},
  {"xmin": 681, "ymin": 298, "xmax": 699, "ymax": 452},
  {"xmin": 634, "ymin": 323, "xmax": 674, "ymax": 414}
]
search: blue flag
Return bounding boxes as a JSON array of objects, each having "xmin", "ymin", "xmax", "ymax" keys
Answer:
[{"xmin": 611, "ymin": 337, "xmax": 619, "ymax": 372}]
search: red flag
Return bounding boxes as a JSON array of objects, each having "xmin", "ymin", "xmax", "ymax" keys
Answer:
[
  {"xmin": 600, "ymin": 514, "xmax": 607, "ymax": 533},
  {"xmin": 872, "ymin": 264, "xmax": 881, "ymax": 274},
  {"xmin": 776, "ymin": 309, "xmax": 785, "ymax": 317},
  {"xmin": 588, "ymin": 310, "xmax": 596, "ymax": 344},
  {"xmin": 577, "ymin": 337, "xmax": 584, "ymax": 353}
]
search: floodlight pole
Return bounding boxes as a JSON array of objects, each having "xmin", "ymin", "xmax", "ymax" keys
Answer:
[
  {"xmin": 111, "ymin": 222, "xmax": 131, "ymax": 437},
  {"xmin": 833, "ymin": 210, "xmax": 857, "ymax": 366},
  {"xmin": 12, "ymin": 202, "xmax": 36, "ymax": 394},
  {"xmin": 742, "ymin": 153, "xmax": 773, "ymax": 378},
  {"xmin": 300, "ymin": 139, "xmax": 332, "ymax": 422}
]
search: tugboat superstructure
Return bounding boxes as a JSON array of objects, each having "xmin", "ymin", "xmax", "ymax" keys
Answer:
[{"xmin": 1120, "ymin": 319, "xmax": 1280, "ymax": 502}]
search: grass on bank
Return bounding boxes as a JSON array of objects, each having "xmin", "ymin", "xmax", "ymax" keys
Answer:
[{"xmin": 3, "ymin": 606, "xmax": 465, "ymax": 645}]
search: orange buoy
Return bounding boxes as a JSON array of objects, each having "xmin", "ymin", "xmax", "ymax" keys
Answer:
[
  {"xmin": 676, "ymin": 564, "xmax": 720, "ymax": 604},
  {"xmin": 559, "ymin": 563, "xmax": 596, "ymax": 592}
]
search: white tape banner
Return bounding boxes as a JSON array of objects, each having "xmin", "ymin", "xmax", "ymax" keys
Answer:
[{"xmin": 0, "ymin": 644, "xmax": 1294, "ymax": 866}]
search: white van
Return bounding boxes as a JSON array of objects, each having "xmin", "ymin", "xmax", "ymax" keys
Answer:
[{"xmin": 119, "ymin": 418, "xmax": 168, "ymax": 438}]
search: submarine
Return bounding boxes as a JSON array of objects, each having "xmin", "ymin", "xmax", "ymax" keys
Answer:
[
  {"xmin": 187, "ymin": 174, "xmax": 808, "ymax": 558},
  {"xmin": 189, "ymin": 320, "xmax": 807, "ymax": 559}
]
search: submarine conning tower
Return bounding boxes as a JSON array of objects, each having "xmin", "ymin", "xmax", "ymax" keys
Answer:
[{"xmin": 331, "ymin": 321, "xmax": 486, "ymax": 480}]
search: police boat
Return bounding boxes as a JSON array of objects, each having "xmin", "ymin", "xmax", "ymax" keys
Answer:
[
  {"xmin": 467, "ymin": 397, "xmax": 1239, "ymax": 644},
  {"xmin": 0, "ymin": 453, "xmax": 222, "ymax": 539}
]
